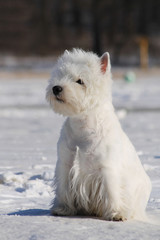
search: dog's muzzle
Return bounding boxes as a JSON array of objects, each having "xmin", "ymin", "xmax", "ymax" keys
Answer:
[{"xmin": 52, "ymin": 86, "xmax": 63, "ymax": 96}]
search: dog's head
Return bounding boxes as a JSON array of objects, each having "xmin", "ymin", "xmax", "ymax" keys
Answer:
[{"xmin": 46, "ymin": 48, "xmax": 112, "ymax": 117}]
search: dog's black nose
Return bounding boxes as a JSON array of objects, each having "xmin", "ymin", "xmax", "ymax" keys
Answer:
[{"xmin": 52, "ymin": 86, "xmax": 63, "ymax": 95}]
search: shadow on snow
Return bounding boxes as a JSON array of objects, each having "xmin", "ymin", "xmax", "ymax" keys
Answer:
[{"xmin": 8, "ymin": 209, "xmax": 50, "ymax": 216}]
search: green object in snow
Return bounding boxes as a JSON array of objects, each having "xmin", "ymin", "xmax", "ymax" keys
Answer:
[{"xmin": 124, "ymin": 71, "xmax": 136, "ymax": 82}]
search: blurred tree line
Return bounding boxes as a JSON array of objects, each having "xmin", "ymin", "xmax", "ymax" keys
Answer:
[{"xmin": 0, "ymin": 0, "xmax": 160, "ymax": 65}]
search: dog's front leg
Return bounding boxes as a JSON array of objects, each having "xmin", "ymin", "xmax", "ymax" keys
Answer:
[
  {"xmin": 51, "ymin": 134, "xmax": 77, "ymax": 216},
  {"xmin": 102, "ymin": 159, "xmax": 128, "ymax": 221}
]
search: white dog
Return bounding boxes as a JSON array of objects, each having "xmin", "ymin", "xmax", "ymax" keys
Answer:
[{"xmin": 46, "ymin": 49, "xmax": 151, "ymax": 221}]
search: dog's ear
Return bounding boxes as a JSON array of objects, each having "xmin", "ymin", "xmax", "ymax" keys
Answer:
[{"xmin": 100, "ymin": 52, "xmax": 111, "ymax": 74}]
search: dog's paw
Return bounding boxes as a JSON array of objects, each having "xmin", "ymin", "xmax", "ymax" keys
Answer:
[
  {"xmin": 104, "ymin": 211, "xmax": 127, "ymax": 221},
  {"xmin": 51, "ymin": 206, "xmax": 75, "ymax": 216},
  {"xmin": 112, "ymin": 215, "xmax": 127, "ymax": 221}
]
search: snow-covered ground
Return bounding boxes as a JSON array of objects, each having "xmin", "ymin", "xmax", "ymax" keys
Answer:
[{"xmin": 0, "ymin": 69, "xmax": 160, "ymax": 239}]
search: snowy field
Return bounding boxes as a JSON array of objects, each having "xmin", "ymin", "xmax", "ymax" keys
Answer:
[{"xmin": 0, "ymin": 69, "xmax": 160, "ymax": 239}]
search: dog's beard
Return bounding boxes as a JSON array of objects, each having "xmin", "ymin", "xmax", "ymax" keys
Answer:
[{"xmin": 46, "ymin": 87, "xmax": 86, "ymax": 117}]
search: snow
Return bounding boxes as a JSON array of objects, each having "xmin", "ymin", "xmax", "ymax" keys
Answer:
[{"xmin": 0, "ymin": 70, "xmax": 160, "ymax": 239}]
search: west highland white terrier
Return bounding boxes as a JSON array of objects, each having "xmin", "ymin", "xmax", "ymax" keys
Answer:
[{"xmin": 46, "ymin": 49, "xmax": 151, "ymax": 221}]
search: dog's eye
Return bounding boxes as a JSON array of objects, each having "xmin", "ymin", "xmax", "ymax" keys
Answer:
[{"xmin": 76, "ymin": 79, "xmax": 84, "ymax": 85}]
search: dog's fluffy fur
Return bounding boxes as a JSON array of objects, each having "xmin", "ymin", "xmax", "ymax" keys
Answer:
[{"xmin": 46, "ymin": 49, "xmax": 151, "ymax": 221}]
